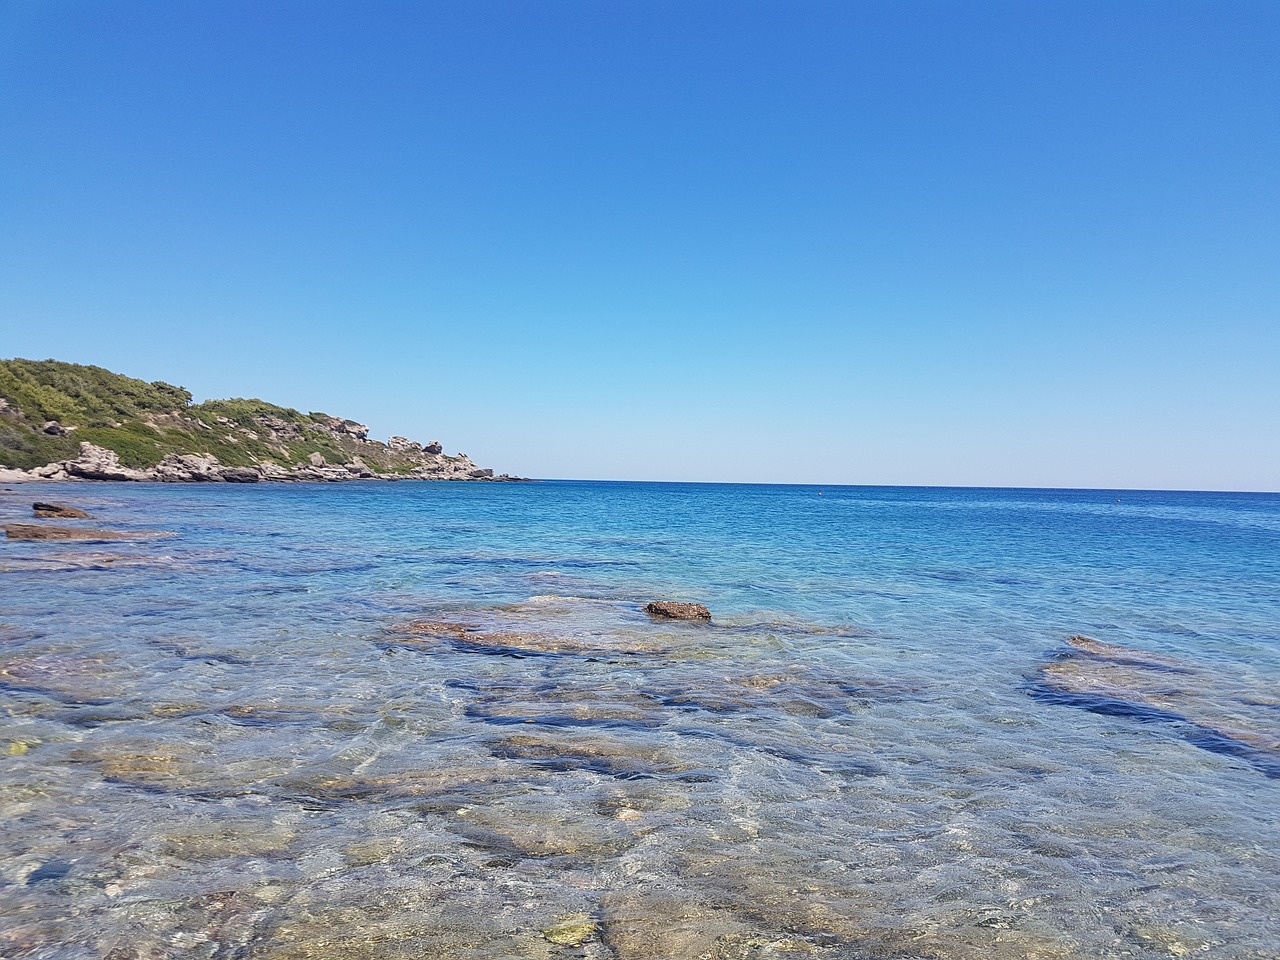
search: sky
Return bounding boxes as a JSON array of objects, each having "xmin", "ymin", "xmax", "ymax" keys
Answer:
[{"xmin": 2, "ymin": 1, "xmax": 1277, "ymax": 489}]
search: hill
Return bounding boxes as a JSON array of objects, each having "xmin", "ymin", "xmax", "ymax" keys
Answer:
[{"xmin": 0, "ymin": 359, "xmax": 511, "ymax": 482}]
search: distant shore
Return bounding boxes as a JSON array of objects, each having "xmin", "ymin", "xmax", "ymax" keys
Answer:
[
  {"xmin": 1, "ymin": 359, "xmax": 522, "ymax": 483},
  {"xmin": 0, "ymin": 445, "xmax": 523, "ymax": 485}
]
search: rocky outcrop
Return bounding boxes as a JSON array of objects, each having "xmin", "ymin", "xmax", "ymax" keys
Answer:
[
  {"xmin": 151, "ymin": 453, "xmax": 226, "ymax": 482},
  {"xmin": 37, "ymin": 443, "xmax": 150, "ymax": 482},
  {"xmin": 2, "ymin": 428, "xmax": 521, "ymax": 485},
  {"xmin": 33, "ymin": 502, "xmax": 91, "ymax": 519},
  {"xmin": 326, "ymin": 418, "xmax": 369, "ymax": 441},
  {"xmin": 644, "ymin": 601, "xmax": 712, "ymax": 621}
]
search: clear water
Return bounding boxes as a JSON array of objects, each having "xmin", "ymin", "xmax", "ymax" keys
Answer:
[{"xmin": 1, "ymin": 481, "xmax": 1278, "ymax": 959}]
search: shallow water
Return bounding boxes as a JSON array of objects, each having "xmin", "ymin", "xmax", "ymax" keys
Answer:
[{"xmin": 1, "ymin": 480, "xmax": 1278, "ymax": 959}]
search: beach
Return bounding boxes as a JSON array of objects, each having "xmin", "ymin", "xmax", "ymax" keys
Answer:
[{"xmin": 2, "ymin": 480, "xmax": 1278, "ymax": 958}]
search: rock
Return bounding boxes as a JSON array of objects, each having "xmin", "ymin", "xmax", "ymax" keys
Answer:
[
  {"xmin": 489, "ymin": 732, "xmax": 697, "ymax": 780},
  {"xmin": 1032, "ymin": 635, "xmax": 1280, "ymax": 779},
  {"xmin": 4, "ymin": 523, "xmax": 168, "ymax": 541},
  {"xmin": 62, "ymin": 442, "xmax": 148, "ymax": 481},
  {"xmin": 256, "ymin": 462, "xmax": 294, "ymax": 481},
  {"xmin": 148, "ymin": 452, "xmax": 224, "ymax": 482},
  {"xmin": 644, "ymin": 601, "xmax": 712, "ymax": 621},
  {"xmin": 2, "ymin": 402, "xmax": 520, "ymax": 485},
  {"xmin": 600, "ymin": 889, "xmax": 755, "ymax": 960},
  {"xmin": 32, "ymin": 502, "xmax": 91, "ymax": 519},
  {"xmin": 326, "ymin": 417, "xmax": 369, "ymax": 440},
  {"xmin": 26, "ymin": 860, "xmax": 73, "ymax": 886},
  {"xmin": 251, "ymin": 414, "xmax": 301, "ymax": 440},
  {"xmin": 543, "ymin": 914, "xmax": 597, "ymax": 947},
  {"xmin": 342, "ymin": 456, "xmax": 376, "ymax": 478}
]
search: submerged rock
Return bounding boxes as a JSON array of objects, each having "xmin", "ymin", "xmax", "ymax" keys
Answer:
[
  {"xmin": 488, "ymin": 732, "xmax": 703, "ymax": 781},
  {"xmin": 543, "ymin": 914, "xmax": 597, "ymax": 946},
  {"xmin": 32, "ymin": 502, "xmax": 90, "ymax": 519},
  {"xmin": 599, "ymin": 888, "xmax": 759, "ymax": 960},
  {"xmin": 388, "ymin": 615, "xmax": 672, "ymax": 659},
  {"xmin": 3, "ymin": 523, "xmax": 170, "ymax": 541},
  {"xmin": 1031, "ymin": 634, "xmax": 1280, "ymax": 778},
  {"xmin": 644, "ymin": 601, "xmax": 711, "ymax": 621}
]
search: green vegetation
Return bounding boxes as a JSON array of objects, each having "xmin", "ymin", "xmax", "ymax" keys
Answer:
[
  {"xmin": 193, "ymin": 397, "xmax": 317, "ymax": 428},
  {"xmin": 0, "ymin": 358, "xmax": 191, "ymax": 426},
  {"xmin": 0, "ymin": 358, "xmax": 423, "ymax": 472},
  {"xmin": 0, "ymin": 421, "xmax": 79, "ymax": 470}
]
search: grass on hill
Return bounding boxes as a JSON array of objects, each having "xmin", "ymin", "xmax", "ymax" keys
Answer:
[{"xmin": 0, "ymin": 359, "xmax": 353, "ymax": 470}]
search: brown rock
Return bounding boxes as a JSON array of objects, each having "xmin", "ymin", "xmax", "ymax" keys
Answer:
[
  {"xmin": 4, "ymin": 524, "xmax": 169, "ymax": 541},
  {"xmin": 32, "ymin": 502, "xmax": 91, "ymax": 519},
  {"xmin": 644, "ymin": 601, "xmax": 711, "ymax": 621}
]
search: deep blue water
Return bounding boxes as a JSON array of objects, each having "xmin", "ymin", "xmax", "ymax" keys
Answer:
[{"xmin": 1, "ymin": 481, "xmax": 1278, "ymax": 958}]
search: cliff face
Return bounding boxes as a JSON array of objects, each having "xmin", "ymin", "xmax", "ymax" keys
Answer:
[{"xmin": 0, "ymin": 359, "xmax": 514, "ymax": 483}]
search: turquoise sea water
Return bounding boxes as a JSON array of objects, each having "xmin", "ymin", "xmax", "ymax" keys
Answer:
[{"xmin": 1, "ymin": 480, "xmax": 1278, "ymax": 959}]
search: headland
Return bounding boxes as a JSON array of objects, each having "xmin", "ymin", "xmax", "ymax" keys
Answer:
[{"xmin": 0, "ymin": 358, "xmax": 518, "ymax": 483}]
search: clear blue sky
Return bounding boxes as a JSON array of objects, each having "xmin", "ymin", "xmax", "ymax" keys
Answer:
[{"xmin": 2, "ymin": 1, "xmax": 1277, "ymax": 489}]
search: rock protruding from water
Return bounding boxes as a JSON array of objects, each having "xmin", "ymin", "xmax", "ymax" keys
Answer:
[
  {"xmin": 644, "ymin": 601, "xmax": 712, "ymax": 621},
  {"xmin": 33, "ymin": 502, "xmax": 90, "ymax": 519}
]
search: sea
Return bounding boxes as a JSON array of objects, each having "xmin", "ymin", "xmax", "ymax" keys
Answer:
[{"xmin": 1, "ymin": 480, "xmax": 1277, "ymax": 959}]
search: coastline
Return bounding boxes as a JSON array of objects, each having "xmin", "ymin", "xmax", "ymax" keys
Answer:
[
  {"xmin": 0, "ymin": 359, "xmax": 523, "ymax": 484},
  {"xmin": 0, "ymin": 441, "xmax": 524, "ymax": 485}
]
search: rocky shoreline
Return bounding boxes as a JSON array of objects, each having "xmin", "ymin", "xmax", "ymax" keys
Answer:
[
  {"xmin": 1, "ymin": 358, "xmax": 523, "ymax": 483},
  {"xmin": 0, "ymin": 440, "xmax": 522, "ymax": 485}
]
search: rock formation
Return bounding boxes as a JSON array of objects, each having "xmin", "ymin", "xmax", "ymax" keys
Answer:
[
  {"xmin": 644, "ymin": 601, "xmax": 712, "ymax": 621},
  {"xmin": 32, "ymin": 502, "xmax": 91, "ymax": 518}
]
